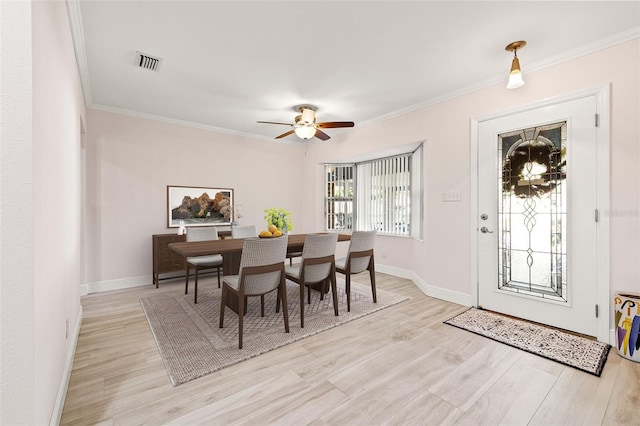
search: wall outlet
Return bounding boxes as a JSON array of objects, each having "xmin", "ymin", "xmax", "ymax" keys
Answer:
[{"xmin": 382, "ymin": 251, "xmax": 387, "ymax": 258}]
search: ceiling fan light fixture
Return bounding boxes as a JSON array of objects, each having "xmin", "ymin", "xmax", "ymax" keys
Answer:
[
  {"xmin": 258, "ymin": 104, "xmax": 353, "ymax": 141},
  {"xmin": 505, "ymin": 40, "xmax": 526, "ymax": 89},
  {"xmin": 299, "ymin": 107, "xmax": 316, "ymax": 125},
  {"xmin": 294, "ymin": 125, "xmax": 316, "ymax": 140}
]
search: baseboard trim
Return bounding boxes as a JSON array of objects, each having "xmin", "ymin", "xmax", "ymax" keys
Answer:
[
  {"xmin": 81, "ymin": 275, "xmax": 158, "ymax": 295},
  {"xmin": 49, "ymin": 305, "xmax": 82, "ymax": 426},
  {"xmin": 82, "ymin": 268, "xmax": 229, "ymax": 295},
  {"xmin": 376, "ymin": 264, "xmax": 471, "ymax": 307}
]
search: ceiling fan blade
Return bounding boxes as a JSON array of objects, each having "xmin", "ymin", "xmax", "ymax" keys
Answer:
[
  {"xmin": 275, "ymin": 129, "xmax": 295, "ymax": 139},
  {"xmin": 257, "ymin": 121, "xmax": 294, "ymax": 126},
  {"xmin": 316, "ymin": 121, "xmax": 355, "ymax": 129},
  {"xmin": 315, "ymin": 129, "xmax": 331, "ymax": 141}
]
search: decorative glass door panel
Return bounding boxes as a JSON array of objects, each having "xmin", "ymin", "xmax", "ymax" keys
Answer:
[{"xmin": 498, "ymin": 121, "xmax": 567, "ymax": 302}]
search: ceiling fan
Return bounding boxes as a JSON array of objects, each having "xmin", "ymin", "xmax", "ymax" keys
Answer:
[{"xmin": 258, "ymin": 105, "xmax": 354, "ymax": 141}]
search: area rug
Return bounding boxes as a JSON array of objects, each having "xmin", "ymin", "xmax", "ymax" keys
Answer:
[
  {"xmin": 141, "ymin": 279, "xmax": 408, "ymax": 386},
  {"xmin": 444, "ymin": 308, "xmax": 611, "ymax": 376}
]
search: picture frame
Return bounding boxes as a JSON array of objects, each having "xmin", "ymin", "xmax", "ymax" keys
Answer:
[{"xmin": 167, "ymin": 185, "xmax": 234, "ymax": 228}]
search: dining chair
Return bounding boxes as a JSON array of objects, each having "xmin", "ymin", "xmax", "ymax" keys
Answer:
[
  {"xmin": 219, "ymin": 235, "xmax": 289, "ymax": 349},
  {"xmin": 335, "ymin": 230, "xmax": 377, "ymax": 312},
  {"xmin": 231, "ymin": 225, "xmax": 258, "ymax": 239},
  {"xmin": 286, "ymin": 248, "xmax": 303, "ymax": 267},
  {"xmin": 284, "ymin": 233, "xmax": 338, "ymax": 328},
  {"xmin": 185, "ymin": 227, "xmax": 223, "ymax": 304}
]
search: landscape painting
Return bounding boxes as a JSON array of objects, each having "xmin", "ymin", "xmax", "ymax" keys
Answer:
[{"xmin": 167, "ymin": 185, "xmax": 233, "ymax": 228}]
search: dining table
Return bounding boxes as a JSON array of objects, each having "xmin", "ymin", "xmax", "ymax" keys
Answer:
[{"xmin": 169, "ymin": 232, "xmax": 351, "ymax": 313}]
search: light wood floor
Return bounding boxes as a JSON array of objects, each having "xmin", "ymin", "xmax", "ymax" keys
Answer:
[{"xmin": 61, "ymin": 273, "xmax": 640, "ymax": 425}]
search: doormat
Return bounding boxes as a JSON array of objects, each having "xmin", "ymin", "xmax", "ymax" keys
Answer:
[{"xmin": 444, "ymin": 308, "xmax": 611, "ymax": 376}]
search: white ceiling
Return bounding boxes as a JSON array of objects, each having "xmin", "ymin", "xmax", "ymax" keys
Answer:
[{"xmin": 70, "ymin": 1, "xmax": 640, "ymax": 142}]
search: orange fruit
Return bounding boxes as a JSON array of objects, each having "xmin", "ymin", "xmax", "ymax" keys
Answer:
[
  {"xmin": 267, "ymin": 224, "xmax": 278, "ymax": 233},
  {"xmin": 259, "ymin": 230, "xmax": 272, "ymax": 237},
  {"xmin": 273, "ymin": 230, "xmax": 282, "ymax": 237}
]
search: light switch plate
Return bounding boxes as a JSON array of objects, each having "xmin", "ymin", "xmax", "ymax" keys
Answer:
[{"xmin": 442, "ymin": 191, "xmax": 462, "ymax": 202}]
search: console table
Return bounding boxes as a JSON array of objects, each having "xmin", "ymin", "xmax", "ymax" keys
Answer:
[{"xmin": 152, "ymin": 230, "xmax": 231, "ymax": 287}]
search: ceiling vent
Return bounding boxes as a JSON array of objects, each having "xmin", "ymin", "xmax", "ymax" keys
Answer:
[{"xmin": 135, "ymin": 51, "xmax": 162, "ymax": 72}]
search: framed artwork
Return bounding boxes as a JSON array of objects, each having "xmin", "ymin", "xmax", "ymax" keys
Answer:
[{"xmin": 167, "ymin": 185, "xmax": 233, "ymax": 228}]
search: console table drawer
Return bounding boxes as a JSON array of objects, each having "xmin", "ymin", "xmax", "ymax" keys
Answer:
[
  {"xmin": 152, "ymin": 234, "xmax": 186, "ymax": 287},
  {"xmin": 158, "ymin": 258, "xmax": 185, "ymax": 272}
]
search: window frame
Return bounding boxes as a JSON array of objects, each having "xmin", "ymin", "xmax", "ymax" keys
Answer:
[
  {"xmin": 324, "ymin": 144, "xmax": 422, "ymax": 238},
  {"xmin": 324, "ymin": 164, "xmax": 356, "ymax": 232}
]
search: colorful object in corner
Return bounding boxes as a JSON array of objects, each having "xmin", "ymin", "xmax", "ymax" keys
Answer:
[
  {"xmin": 614, "ymin": 292, "xmax": 640, "ymax": 362},
  {"xmin": 263, "ymin": 208, "xmax": 293, "ymax": 234}
]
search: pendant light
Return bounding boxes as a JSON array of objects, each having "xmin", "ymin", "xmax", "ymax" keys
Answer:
[{"xmin": 505, "ymin": 40, "xmax": 526, "ymax": 89}]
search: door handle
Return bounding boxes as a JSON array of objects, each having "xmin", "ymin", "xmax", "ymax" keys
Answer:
[{"xmin": 480, "ymin": 226, "xmax": 493, "ymax": 233}]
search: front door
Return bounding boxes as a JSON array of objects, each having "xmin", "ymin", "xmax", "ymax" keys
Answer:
[{"xmin": 477, "ymin": 94, "xmax": 601, "ymax": 337}]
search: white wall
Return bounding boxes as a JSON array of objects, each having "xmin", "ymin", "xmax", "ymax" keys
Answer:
[
  {"xmin": 304, "ymin": 38, "xmax": 640, "ymax": 305},
  {"xmin": 1, "ymin": 1, "xmax": 35, "ymax": 423},
  {"xmin": 1, "ymin": 0, "xmax": 85, "ymax": 424},
  {"xmin": 32, "ymin": 0, "xmax": 86, "ymax": 422},
  {"xmin": 84, "ymin": 110, "xmax": 307, "ymax": 289}
]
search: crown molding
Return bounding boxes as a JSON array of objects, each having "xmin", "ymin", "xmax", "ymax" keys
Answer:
[
  {"xmin": 88, "ymin": 103, "xmax": 304, "ymax": 145},
  {"xmin": 526, "ymin": 26, "xmax": 640, "ymax": 74}
]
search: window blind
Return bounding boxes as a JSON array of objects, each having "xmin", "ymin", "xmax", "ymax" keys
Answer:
[{"xmin": 357, "ymin": 153, "xmax": 411, "ymax": 235}]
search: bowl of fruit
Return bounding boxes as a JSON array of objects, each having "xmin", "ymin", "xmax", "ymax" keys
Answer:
[{"xmin": 259, "ymin": 224, "xmax": 283, "ymax": 238}]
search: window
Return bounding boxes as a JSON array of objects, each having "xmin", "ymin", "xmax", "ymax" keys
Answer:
[
  {"xmin": 325, "ymin": 164, "xmax": 354, "ymax": 231},
  {"xmin": 325, "ymin": 145, "xmax": 422, "ymax": 238}
]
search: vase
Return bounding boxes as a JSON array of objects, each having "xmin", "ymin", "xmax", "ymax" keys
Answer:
[{"xmin": 614, "ymin": 292, "xmax": 640, "ymax": 362}]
